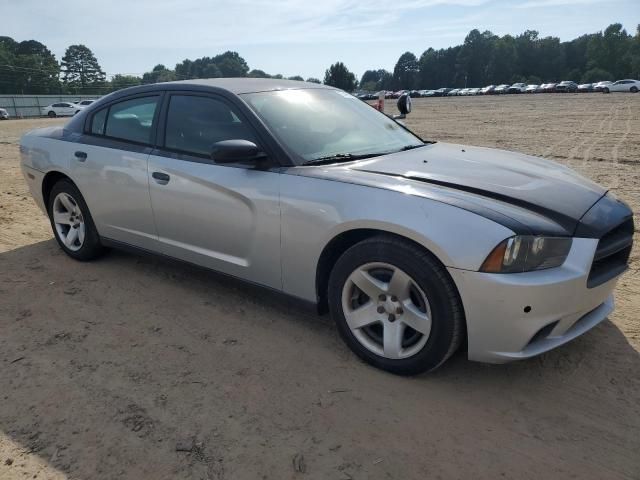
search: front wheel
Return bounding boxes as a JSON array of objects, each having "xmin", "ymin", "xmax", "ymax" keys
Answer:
[
  {"xmin": 631, "ymin": 86, "xmax": 638, "ymax": 93},
  {"xmin": 328, "ymin": 235, "xmax": 464, "ymax": 375},
  {"xmin": 47, "ymin": 179, "xmax": 105, "ymax": 261},
  {"xmin": 603, "ymin": 87, "xmax": 610, "ymax": 94},
  {"xmin": 47, "ymin": 111, "xmax": 56, "ymax": 117}
]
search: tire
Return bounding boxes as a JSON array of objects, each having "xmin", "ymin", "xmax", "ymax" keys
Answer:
[
  {"xmin": 47, "ymin": 179, "xmax": 105, "ymax": 261},
  {"xmin": 603, "ymin": 87, "xmax": 610, "ymax": 94},
  {"xmin": 631, "ymin": 86, "xmax": 638, "ymax": 93},
  {"xmin": 47, "ymin": 111, "xmax": 56, "ymax": 117},
  {"xmin": 328, "ymin": 235, "xmax": 464, "ymax": 375}
]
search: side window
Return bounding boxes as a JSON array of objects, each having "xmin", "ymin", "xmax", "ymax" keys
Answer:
[
  {"xmin": 165, "ymin": 95, "xmax": 257, "ymax": 157},
  {"xmin": 104, "ymin": 96, "xmax": 159, "ymax": 144},
  {"xmin": 91, "ymin": 107, "xmax": 108, "ymax": 135},
  {"xmin": 52, "ymin": 103, "xmax": 64, "ymax": 107}
]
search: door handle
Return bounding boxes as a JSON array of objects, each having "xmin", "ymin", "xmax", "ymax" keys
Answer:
[
  {"xmin": 74, "ymin": 151, "xmax": 87, "ymax": 162},
  {"xmin": 152, "ymin": 171, "xmax": 170, "ymax": 184}
]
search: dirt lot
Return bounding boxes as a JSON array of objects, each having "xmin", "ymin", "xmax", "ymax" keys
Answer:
[{"xmin": 0, "ymin": 93, "xmax": 638, "ymax": 480}]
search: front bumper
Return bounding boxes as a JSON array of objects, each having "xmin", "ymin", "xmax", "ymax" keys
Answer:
[{"xmin": 448, "ymin": 238, "xmax": 620, "ymax": 363}]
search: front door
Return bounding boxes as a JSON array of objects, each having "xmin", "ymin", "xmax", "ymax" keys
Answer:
[{"xmin": 147, "ymin": 93, "xmax": 281, "ymax": 290}]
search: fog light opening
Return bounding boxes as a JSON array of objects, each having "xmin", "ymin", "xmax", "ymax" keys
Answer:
[{"xmin": 524, "ymin": 306, "xmax": 532, "ymax": 313}]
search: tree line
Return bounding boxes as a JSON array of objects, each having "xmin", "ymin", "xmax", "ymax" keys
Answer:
[
  {"xmin": 0, "ymin": 37, "xmax": 320, "ymax": 95},
  {"xmin": 361, "ymin": 23, "xmax": 640, "ymax": 91},
  {"xmin": 1, "ymin": 22, "xmax": 638, "ymax": 95}
]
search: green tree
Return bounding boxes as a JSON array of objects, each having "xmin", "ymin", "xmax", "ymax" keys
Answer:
[
  {"xmin": 248, "ymin": 69, "xmax": 270, "ymax": 78},
  {"xmin": 487, "ymin": 35, "xmax": 517, "ymax": 84},
  {"xmin": 110, "ymin": 74, "xmax": 142, "ymax": 91},
  {"xmin": 288, "ymin": 75, "xmax": 304, "ymax": 81},
  {"xmin": 323, "ymin": 62, "xmax": 357, "ymax": 91},
  {"xmin": 305, "ymin": 77, "xmax": 321, "ymax": 83},
  {"xmin": 393, "ymin": 52, "xmax": 419, "ymax": 89},
  {"xmin": 175, "ymin": 57, "xmax": 221, "ymax": 79},
  {"xmin": 142, "ymin": 64, "xmax": 177, "ymax": 84},
  {"xmin": 0, "ymin": 39, "xmax": 60, "ymax": 94},
  {"xmin": 456, "ymin": 30, "xmax": 497, "ymax": 86},
  {"xmin": 61, "ymin": 44, "xmax": 105, "ymax": 88},
  {"xmin": 212, "ymin": 51, "xmax": 249, "ymax": 77},
  {"xmin": 581, "ymin": 67, "xmax": 613, "ymax": 82}
]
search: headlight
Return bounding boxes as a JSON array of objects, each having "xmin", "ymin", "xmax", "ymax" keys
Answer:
[{"xmin": 480, "ymin": 236, "xmax": 572, "ymax": 273}]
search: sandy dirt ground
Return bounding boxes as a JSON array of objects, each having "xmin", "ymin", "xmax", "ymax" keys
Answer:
[{"xmin": 0, "ymin": 93, "xmax": 638, "ymax": 480}]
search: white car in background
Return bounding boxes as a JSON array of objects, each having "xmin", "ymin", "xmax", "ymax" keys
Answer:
[
  {"xmin": 0, "ymin": 108, "xmax": 9, "ymax": 119},
  {"xmin": 602, "ymin": 79, "xmax": 640, "ymax": 93},
  {"xmin": 73, "ymin": 100, "xmax": 96, "ymax": 108},
  {"xmin": 525, "ymin": 84, "xmax": 539, "ymax": 93},
  {"xmin": 41, "ymin": 102, "xmax": 80, "ymax": 118},
  {"xmin": 593, "ymin": 81, "xmax": 613, "ymax": 92},
  {"xmin": 508, "ymin": 83, "xmax": 527, "ymax": 93}
]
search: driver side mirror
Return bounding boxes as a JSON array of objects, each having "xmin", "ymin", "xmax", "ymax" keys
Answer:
[{"xmin": 211, "ymin": 139, "xmax": 267, "ymax": 164}]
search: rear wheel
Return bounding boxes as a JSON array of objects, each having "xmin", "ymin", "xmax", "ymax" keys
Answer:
[
  {"xmin": 47, "ymin": 179, "xmax": 105, "ymax": 261},
  {"xmin": 603, "ymin": 87, "xmax": 610, "ymax": 94},
  {"xmin": 47, "ymin": 110, "xmax": 56, "ymax": 117},
  {"xmin": 631, "ymin": 86, "xmax": 638, "ymax": 93},
  {"xmin": 328, "ymin": 235, "xmax": 464, "ymax": 375}
]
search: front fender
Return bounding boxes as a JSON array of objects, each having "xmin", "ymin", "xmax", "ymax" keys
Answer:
[{"xmin": 280, "ymin": 174, "xmax": 513, "ymax": 302}]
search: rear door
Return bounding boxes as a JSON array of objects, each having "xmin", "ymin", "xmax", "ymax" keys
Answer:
[
  {"xmin": 71, "ymin": 94, "xmax": 162, "ymax": 250},
  {"xmin": 147, "ymin": 92, "xmax": 282, "ymax": 289}
]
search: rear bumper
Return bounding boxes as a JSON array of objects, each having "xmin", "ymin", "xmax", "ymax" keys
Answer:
[
  {"xmin": 21, "ymin": 164, "xmax": 47, "ymax": 214},
  {"xmin": 448, "ymin": 238, "xmax": 620, "ymax": 363}
]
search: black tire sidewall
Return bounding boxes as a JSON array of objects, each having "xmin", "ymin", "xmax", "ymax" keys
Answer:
[
  {"xmin": 47, "ymin": 179, "xmax": 103, "ymax": 261},
  {"xmin": 328, "ymin": 237, "xmax": 463, "ymax": 375}
]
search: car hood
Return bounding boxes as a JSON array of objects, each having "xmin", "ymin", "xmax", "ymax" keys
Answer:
[{"xmin": 291, "ymin": 142, "xmax": 609, "ymax": 236}]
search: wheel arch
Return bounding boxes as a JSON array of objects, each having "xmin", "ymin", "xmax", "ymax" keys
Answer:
[
  {"xmin": 315, "ymin": 228, "xmax": 455, "ymax": 314},
  {"xmin": 42, "ymin": 171, "xmax": 76, "ymax": 208}
]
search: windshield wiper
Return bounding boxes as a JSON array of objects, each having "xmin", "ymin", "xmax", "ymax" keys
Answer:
[
  {"xmin": 400, "ymin": 144, "xmax": 429, "ymax": 151},
  {"xmin": 302, "ymin": 152, "xmax": 384, "ymax": 166}
]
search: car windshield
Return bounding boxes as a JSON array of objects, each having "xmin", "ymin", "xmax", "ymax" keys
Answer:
[{"xmin": 242, "ymin": 89, "xmax": 424, "ymax": 164}]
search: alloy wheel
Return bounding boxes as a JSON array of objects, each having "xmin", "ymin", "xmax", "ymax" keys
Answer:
[
  {"xmin": 341, "ymin": 262, "xmax": 432, "ymax": 359},
  {"xmin": 52, "ymin": 192, "xmax": 86, "ymax": 252}
]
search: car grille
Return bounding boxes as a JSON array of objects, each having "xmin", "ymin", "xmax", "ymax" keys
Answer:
[{"xmin": 587, "ymin": 218, "xmax": 634, "ymax": 288}]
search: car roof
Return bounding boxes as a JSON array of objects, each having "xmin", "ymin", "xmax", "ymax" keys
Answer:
[{"xmin": 166, "ymin": 77, "xmax": 332, "ymax": 94}]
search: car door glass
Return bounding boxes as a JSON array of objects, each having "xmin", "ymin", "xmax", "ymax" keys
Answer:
[
  {"xmin": 165, "ymin": 95, "xmax": 257, "ymax": 157},
  {"xmin": 104, "ymin": 96, "xmax": 159, "ymax": 144},
  {"xmin": 91, "ymin": 107, "xmax": 108, "ymax": 134}
]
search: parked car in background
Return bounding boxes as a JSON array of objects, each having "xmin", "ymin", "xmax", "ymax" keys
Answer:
[
  {"xmin": 0, "ymin": 108, "xmax": 9, "ymax": 119},
  {"xmin": 468, "ymin": 88, "xmax": 481, "ymax": 95},
  {"xmin": 73, "ymin": 100, "xmax": 96, "ymax": 108},
  {"xmin": 542, "ymin": 83, "xmax": 557, "ymax": 93},
  {"xmin": 480, "ymin": 85, "xmax": 495, "ymax": 95},
  {"xmin": 507, "ymin": 83, "xmax": 527, "ymax": 93},
  {"xmin": 603, "ymin": 79, "xmax": 640, "ymax": 93},
  {"xmin": 20, "ymin": 78, "xmax": 634, "ymax": 375},
  {"xmin": 493, "ymin": 84, "xmax": 509, "ymax": 94},
  {"xmin": 434, "ymin": 88, "xmax": 451, "ymax": 97},
  {"xmin": 555, "ymin": 81, "xmax": 578, "ymax": 93},
  {"xmin": 41, "ymin": 102, "xmax": 80, "ymax": 117},
  {"xmin": 420, "ymin": 90, "xmax": 436, "ymax": 97},
  {"xmin": 447, "ymin": 88, "xmax": 460, "ymax": 96},
  {"xmin": 525, "ymin": 84, "xmax": 539, "ymax": 93},
  {"xmin": 593, "ymin": 81, "xmax": 613, "ymax": 92},
  {"xmin": 578, "ymin": 83, "xmax": 593, "ymax": 92}
]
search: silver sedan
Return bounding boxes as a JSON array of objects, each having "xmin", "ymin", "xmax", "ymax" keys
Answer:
[{"xmin": 20, "ymin": 79, "xmax": 633, "ymax": 374}]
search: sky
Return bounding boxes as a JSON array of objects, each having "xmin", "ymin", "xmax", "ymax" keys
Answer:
[{"xmin": 3, "ymin": 0, "xmax": 639, "ymax": 80}]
